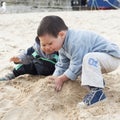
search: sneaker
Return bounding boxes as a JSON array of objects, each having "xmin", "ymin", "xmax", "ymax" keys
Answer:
[
  {"xmin": 82, "ymin": 87, "xmax": 106, "ymax": 106},
  {"xmin": 0, "ymin": 72, "xmax": 15, "ymax": 81}
]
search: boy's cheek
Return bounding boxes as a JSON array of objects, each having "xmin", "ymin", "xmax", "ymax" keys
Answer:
[
  {"xmin": 41, "ymin": 46, "xmax": 44, "ymax": 50},
  {"xmin": 41, "ymin": 47, "xmax": 45, "ymax": 52}
]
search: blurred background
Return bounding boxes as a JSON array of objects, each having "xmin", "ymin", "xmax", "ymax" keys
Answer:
[{"xmin": 0, "ymin": 0, "xmax": 120, "ymax": 13}]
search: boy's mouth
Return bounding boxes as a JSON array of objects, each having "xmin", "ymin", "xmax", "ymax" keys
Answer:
[{"xmin": 45, "ymin": 50, "xmax": 55, "ymax": 54}]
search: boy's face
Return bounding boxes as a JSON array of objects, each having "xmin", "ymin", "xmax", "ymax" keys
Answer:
[{"xmin": 39, "ymin": 31, "xmax": 65, "ymax": 54}]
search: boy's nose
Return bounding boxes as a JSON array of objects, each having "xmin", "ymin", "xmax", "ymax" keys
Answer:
[
  {"xmin": 45, "ymin": 45, "xmax": 51, "ymax": 51},
  {"xmin": 45, "ymin": 46, "xmax": 51, "ymax": 51}
]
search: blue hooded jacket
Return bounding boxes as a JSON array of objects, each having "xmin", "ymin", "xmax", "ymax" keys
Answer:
[{"xmin": 53, "ymin": 29, "xmax": 120, "ymax": 80}]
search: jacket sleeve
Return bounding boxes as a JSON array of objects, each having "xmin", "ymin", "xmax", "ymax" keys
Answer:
[
  {"xmin": 64, "ymin": 54, "xmax": 82, "ymax": 81},
  {"xmin": 53, "ymin": 50, "xmax": 70, "ymax": 76},
  {"xmin": 64, "ymin": 43, "xmax": 84, "ymax": 80},
  {"xmin": 17, "ymin": 46, "xmax": 34, "ymax": 64},
  {"xmin": 53, "ymin": 45, "xmax": 83, "ymax": 80}
]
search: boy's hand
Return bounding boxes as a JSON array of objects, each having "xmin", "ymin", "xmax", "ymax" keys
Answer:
[
  {"xmin": 49, "ymin": 75, "xmax": 68, "ymax": 92},
  {"xmin": 10, "ymin": 56, "xmax": 21, "ymax": 63}
]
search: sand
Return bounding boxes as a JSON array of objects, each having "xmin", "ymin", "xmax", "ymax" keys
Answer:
[{"xmin": 0, "ymin": 10, "xmax": 120, "ymax": 120}]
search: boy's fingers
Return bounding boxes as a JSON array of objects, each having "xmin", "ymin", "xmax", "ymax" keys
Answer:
[
  {"xmin": 55, "ymin": 87, "xmax": 61, "ymax": 92},
  {"xmin": 55, "ymin": 85, "xmax": 62, "ymax": 92},
  {"xmin": 10, "ymin": 57, "xmax": 14, "ymax": 61},
  {"xmin": 10, "ymin": 57, "xmax": 21, "ymax": 63},
  {"xmin": 49, "ymin": 77, "xmax": 54, "ymax": 81},
  {"xmin": 47, "ymin": 79, "xmax": 55, "ymax": 84},
  {"xmin": 55, "ymin": 87, "xmax": 59, "ymax": 92},
  {"xmin": 58, "ymin": 86, "xmax": 62, "ymax": 91},
  {"xmin": 10, "ymin": 57, "xmax": 16, "ymax": 61},
  {"xmin": 48, "ymin": 76, "xmax": 56, "ymax": 81}
]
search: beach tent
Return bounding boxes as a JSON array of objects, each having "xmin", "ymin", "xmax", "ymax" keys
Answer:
[{"xmin": 87, "ymin": 0, "xmax": 120, "ymax": 9}]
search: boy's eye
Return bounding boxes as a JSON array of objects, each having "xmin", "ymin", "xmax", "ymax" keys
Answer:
[
  {"xmin": 42, "ymin": 44, "xmax": 46, "ymax": 47},
  {"xmin": 49, "ymin": 42, "xmax": 52, "ymax": 45}
]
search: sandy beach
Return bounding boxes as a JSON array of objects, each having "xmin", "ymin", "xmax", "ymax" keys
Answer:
[{"xmin": 0, "ymin": 10, "xmax": 120, "ymax": 120}]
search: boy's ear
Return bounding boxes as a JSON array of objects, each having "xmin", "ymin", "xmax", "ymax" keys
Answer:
[{"xmin": 58, "ymin": 31, "xmax": 65, "ymax": 38}]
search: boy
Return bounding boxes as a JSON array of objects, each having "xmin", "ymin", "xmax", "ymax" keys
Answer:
[
  {"xmin": 37, "ymin": 15, "xmax": 120, "ymax": 106},
  {"xmin": 0, "ymin": 36, "xmax": 58, "ymax": 81}
]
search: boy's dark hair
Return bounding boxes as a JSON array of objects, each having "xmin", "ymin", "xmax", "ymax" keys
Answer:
[{"xmin": 37, "ymin": 15, "xmax": 68, "ymax": 38}]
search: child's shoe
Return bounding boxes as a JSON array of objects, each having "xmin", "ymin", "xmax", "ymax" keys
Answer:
[
  {"xmin": 0, "ymin": 72, "xmax": 15, "ymax": 81},
  {"xmin": 78, "ymin": 87, "xmax": 106, "ymax": 107}
]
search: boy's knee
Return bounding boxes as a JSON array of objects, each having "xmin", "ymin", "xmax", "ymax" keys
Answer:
[
  {"xmin": 83, "ymin": 53, "xmax": 96, "ymax": 63},
  {"xmin": 83, "ymin": 53, "xmax": 98, "ymax": 67}
]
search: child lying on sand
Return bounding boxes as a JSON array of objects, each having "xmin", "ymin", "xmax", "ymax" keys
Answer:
[{"xmin": 0, "ymin": 36, "xmax": 58, "ymax": 81}]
